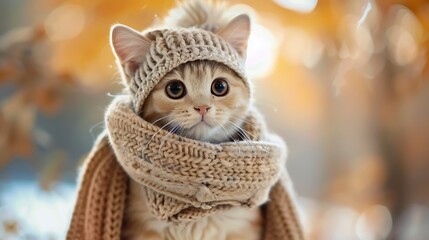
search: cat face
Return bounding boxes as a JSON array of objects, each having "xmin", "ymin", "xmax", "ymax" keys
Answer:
[
  {"xmin": 110, "ymin": 14, "xmax": 251, "ymax": 142},
  {"xmin": 142, "ymin": 60, "xmax": 250, "ymax": 142}
]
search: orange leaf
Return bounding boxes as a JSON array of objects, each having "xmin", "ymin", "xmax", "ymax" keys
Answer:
[{"xmin": 33, "ymin": 84, "xmax": 62, "ymax": 114}]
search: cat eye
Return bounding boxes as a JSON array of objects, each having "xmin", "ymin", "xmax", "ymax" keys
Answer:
[
  {"xmin": 165, "ymin": 80, "xmax": 186, "ymax": 99},
  {"xmin": 211, "ymin": 78, "xmax": 229, "ymax": 97}
]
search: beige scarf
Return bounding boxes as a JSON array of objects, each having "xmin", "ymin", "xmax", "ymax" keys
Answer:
[
  {"xmin": 67, "ymin": 97, "xmax": 304, "ymax": 240},
  {"xmin": 67, "ymin": 26, "xmax": 304, "ymax": 239}
]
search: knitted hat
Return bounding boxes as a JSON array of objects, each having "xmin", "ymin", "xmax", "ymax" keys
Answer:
[
  {"xmin": 114, "ymin": 27, "xmax": 250, "ymax": 114},
  {"xmin": 67, "ymin": 25, "xmax": 304, "ymax": 240}
]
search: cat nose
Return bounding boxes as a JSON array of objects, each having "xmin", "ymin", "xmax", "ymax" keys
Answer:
[{"xmin": 193, "ymin": 105, "xmax": 211, "ymax": 116}]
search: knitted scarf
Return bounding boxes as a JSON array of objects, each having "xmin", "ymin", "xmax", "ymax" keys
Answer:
[
  {"xmin": 109, "ymin": 97, "xmax": 286, "ymax": 222},
  {"xmin": 67, "ymin": 27, "xmax": 303, "ymax": 239},
  {"xmin": 67, "ymin": 97, "xmax": 304, "ymax": 240}
]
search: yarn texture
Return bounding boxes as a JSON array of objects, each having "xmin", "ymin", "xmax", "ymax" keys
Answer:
[
  {"xmin": 123, "ymin": 28, "xmax": 250, "ymax": 113},
  {"xmin": 107, "ymin": 96, "xmax": 285, "ymax": 223},
  {"xmin": 67, "ymin": 27, "xmax": 304, "ymax": 240}
]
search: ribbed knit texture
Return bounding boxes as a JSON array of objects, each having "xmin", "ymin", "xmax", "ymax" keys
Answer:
[
  {"xmin": 67, "ymin": 27, "xmax": 304, "ymax": 239},
  {"xmin": 67, "ymin": 133, "xmax": 128, "ymax": 240},
  {"xmin": 106, "ymin": 97, "xmax": 285, "ymax": 223}
]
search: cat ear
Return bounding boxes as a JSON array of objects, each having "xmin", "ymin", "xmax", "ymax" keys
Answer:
[
  {"xmin": 110, "ymin": 24, "xmax": 151, "ymax": 77},
  {"xmin": 217, "ymin": 14, "xmax": 251, "ymax": 59}
]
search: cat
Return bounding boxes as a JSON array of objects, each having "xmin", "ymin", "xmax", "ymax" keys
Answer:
[
  {"xmin": 110, "ymin": 1, "xmax": 261, "ymax": 239},
  {"xmin": 141, "ymin": 60, "xmax": 250, "ymax": 143}
]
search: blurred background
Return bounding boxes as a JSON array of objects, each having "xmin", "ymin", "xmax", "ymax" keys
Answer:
[{"xmin": 1, "ymin": 0, "xmax": 429, "ymax": 239}]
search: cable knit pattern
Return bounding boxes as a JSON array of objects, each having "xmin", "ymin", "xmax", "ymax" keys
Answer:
[
  {"xmin": 106, "ymin": 97, "xmax": 285, "ymax": 222},
  {"xmin": 66, "ymin": 27, "xmax": 304, "ymax": 240}
]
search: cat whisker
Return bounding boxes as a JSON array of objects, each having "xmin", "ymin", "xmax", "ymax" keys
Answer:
[
  {"xmin": 225, "ymin": 122, "xmax": 251, "ymax": 145},
  {"xmin": 106, "ymin": 92, "xmax": 125, "ymax": 98},
  {"xmin": 225, "ymin": 122, "xmax": 267, "ymax": 159},
  {"xmin": 89, "ymin": 120, "xmax": 105, "ymax": 141},
  {"xmin": 228, "ymin": 118, "xmax": 269, "ymax": 153},
  {"xmin": 227, "ymin": 119, "xmax": 260, "ymax": 141},
  {"xmin": 229, "ymin": 116, "xmax": 259, "ymax": 132},
  {"xmin": 143, "ymin": 119, "xmax": 175, "ymax": 153},
  {"xmin": 224, "ymin": 122, "xmax": 260, "ymax": 159},
  {"xmin": 179, "ymin": 124, "xmax": 185, "ymax": 136},
  {"xmin": 151, "ymin": 115, "xmax": 171, "ymax": 126},
  {"xmin": 214, "ymin": 120, "xmax": 243, "ymax": 156},
  {"xmin": 227, "ymin": 121, "xmax": 254, "ymax": 142},
  {"xmin": 158, "ymin": 124, "xmax": 181, "ymax": 155}
]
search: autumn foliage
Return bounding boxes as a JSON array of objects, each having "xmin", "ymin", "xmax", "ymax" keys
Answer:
[{"xmin": 1, "ymin": 0, "xmax": 429, "ymax": 239}]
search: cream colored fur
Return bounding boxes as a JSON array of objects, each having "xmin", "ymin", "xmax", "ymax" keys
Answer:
[
  {"xmin": 141, "ymin": 60, "xmax": 250, "ymax": 143},
  {"xmin": 123, "ymin": 181, "xmax": 261, "ymax": 240},
  {"xmin": 122, "ymin": 61, "xmax": 260, "ymax": 239},
  {"xmin": 117, "ymin": 1, "xmax": 261, "ymax": 239}
]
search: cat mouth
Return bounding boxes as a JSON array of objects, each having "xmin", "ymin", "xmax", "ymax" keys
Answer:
[{"xmin": 194, "ymin": 121, "xmax": 211, "ymax": 128}]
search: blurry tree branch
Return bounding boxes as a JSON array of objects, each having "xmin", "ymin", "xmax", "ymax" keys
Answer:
[{"xmin": 0, "ymin": 26, "xmax": 78, "ymax": 168}]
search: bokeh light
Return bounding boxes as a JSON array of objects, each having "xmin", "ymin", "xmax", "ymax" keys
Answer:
[
  {"xmin": 355, "ymin": 205, "xmax": 393, "ymax": 240},
  {"xmin": 1, "ymin": 0, "xmax": 429, "ymax": 239},
  {"xmin": 246, "ymin": 23, "xmax": 279, "ymax": 79},
  {"xmin": 273, "ymin": 0, "xmax": 318, "ymax": 13},
  {"xmin": 44, "ymin": 4, "xmax": 86, "ymax": 42}
]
